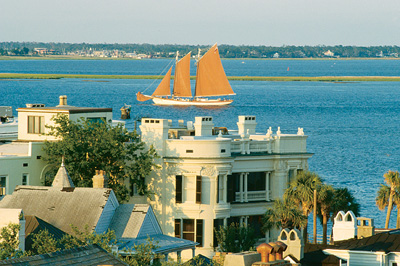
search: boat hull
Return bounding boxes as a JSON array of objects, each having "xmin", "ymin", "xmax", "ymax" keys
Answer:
[{"xmin": 152, "ymin": 97, "xmax": 232, "ymax": 106}]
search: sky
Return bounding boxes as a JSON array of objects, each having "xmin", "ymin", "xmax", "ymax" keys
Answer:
[{"xmin": 2, "ymin": 0, "xmax": 400, "ymax": 46}]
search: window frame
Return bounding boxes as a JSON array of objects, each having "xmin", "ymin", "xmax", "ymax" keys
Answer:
[
  {"xmin": 27, "ymin": 116, "xmax": 45, "ymax": 134},
  {"xmin": 196, "ymin": 175, "xmax": 202, "ymax": 204}
]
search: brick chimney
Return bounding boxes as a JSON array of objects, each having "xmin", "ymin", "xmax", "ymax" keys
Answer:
[{"xmin": 92, "ymin": 170, "xmax": 108, "ymax": 188}]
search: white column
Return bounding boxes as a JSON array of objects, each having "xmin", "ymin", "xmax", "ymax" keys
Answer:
[
  {"xmin": 244, "ymin": 173, "xmax": 248, "ymax": 202},
  {"xmin": 266, "ymin": 172, "xmax": 270, "ymax": 201}
]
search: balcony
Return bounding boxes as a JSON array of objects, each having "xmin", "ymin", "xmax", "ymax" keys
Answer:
[{"xmin": 235, "ymin": 190, "xmax": 271, "ymax": 202}]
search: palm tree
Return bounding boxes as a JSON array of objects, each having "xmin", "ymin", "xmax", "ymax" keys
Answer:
[
  {"xmin": 376, "ymin": 179, "xmax": 400, "ymax": 229},
  {"xmin": 376, "ymin": 170, "xmax": 400, "ymax": 229},
  {"xmin": 317, "ymin": 184, "xmax": 335, "ymax": 245},
  {"xmin": 331, "ymin": 187, "xmax": 360, "ymax": 220},
  {"xmin": 284, "ymin": 171, "xmax": 322, "ymax": 242},
  {"xmin": 262, "ymin": 198, "xmax": 308, "ymax": 233}
]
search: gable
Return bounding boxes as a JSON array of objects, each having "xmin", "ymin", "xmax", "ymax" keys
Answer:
[{"xmin": 137, "ymin": 205, "xmax": 162, "ymax": 238}]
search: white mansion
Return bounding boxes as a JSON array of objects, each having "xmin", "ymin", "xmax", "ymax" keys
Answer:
[{"xmin": 139, "ymin": 115, "xmax": 312, "ymax": 258}]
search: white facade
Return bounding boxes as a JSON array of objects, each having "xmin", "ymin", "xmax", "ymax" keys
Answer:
[
  {"xmin": 139, "ymin": 115, "xmax": 312, "ymax": 258},
  {"xmin": 0, "ymin": 96, "xmax": 113, "ymax": 197}
]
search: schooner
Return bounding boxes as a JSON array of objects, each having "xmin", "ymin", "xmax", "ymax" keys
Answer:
[{"xmin": 136, "ymin": 44, "xmax": 235, "ymax": 106}]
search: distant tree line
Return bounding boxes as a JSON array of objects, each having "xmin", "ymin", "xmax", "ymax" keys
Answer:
[{"xmin": 1, "ymin": 42, "xmax": 400, "ymax": 58}]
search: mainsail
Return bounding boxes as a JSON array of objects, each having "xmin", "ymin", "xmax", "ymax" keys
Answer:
[
  {"xmin": 195, "ymin": 44, "xmax": 235, "ymax": 97},
  {"xmin": 173, "ymin": 52, "xmax": 192, "ymax": 97}
]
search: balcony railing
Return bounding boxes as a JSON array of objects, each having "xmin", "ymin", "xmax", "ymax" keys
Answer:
[
  {"xmin": 235, "ymin": 190, "xmax": 270, "ymax": 202},
  {"xmin": 231, "ymin": 139, "xmax": 270, "ymax": 155}
]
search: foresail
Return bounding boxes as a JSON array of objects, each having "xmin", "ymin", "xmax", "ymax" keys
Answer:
[
  {"xmin": 136, "ymin": 92, "xmax": 153, "ymax": 102},
  {"xmin": 195, "ymin": 44, "xmax": 235, "ymax": 97},
  {"xmin": 152, "ymin": 67, "xmax": 172, "ymax": 97},
  {"xmin": 173, "ymin": 52, "xmax": 192, "ymax": 97}
]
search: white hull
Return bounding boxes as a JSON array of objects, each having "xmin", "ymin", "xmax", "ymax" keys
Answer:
[{"xmin": 151, "ymin": 97, "xmax": 233, "ymax": 106}]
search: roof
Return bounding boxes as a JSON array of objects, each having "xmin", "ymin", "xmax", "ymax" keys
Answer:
[
  {"xmin": 17, "ymin": 106, "xmax": 112, "ymax": 114},
  {"xmin": 0, "ymin": 244, "xmax": 127, "ymax": 266},
  {"xmin": 119, "ymin": 234, "xmax": 198, "ymax": 254},
  {"xmin": 109, "ymin": 204, "xmax": 162, "ymax": 239},
  {"xmin": 330, "ymin": 229, "xmax": 400, "ymax": 253},
  {"xmin": 301, "ymin": 244, "xmax": 340, "ymax": 266},
  {"xmin": 24, "ymin": 215, "xmax": 67, "ymax": 252},
  {"xmin": 182, "ymin": 254, "xmax": 212, "ymax": 266},
  {"xmin": 51, "ymin": 159, "xmax": 74, "ymax": 188},
  {"xmin": 0, "ymin": 186, "xmax": 116, "ymax": 235}
]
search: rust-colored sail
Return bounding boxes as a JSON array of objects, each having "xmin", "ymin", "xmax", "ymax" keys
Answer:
[
  {"xmin": 195, "ymin": 44, "xmax": 235, "ymax": 97},
  {"xmin": 173, "ymin": 52, "xmax": 192, "ymax": 97},
  {"xmin": 136, "ymin": 91, "xmax": 153, "ymax": 102},
  {"xmin": 152, "ymin": 67, "xmax": 172, "ymax": 97}
]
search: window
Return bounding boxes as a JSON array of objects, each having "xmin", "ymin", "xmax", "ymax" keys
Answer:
[
  {"xmin": 176, "ymin": 175, "xmax": 183, "ymax": 203},
  {"xmin": 22, "ymin": 174, "xmax": 28, "ymax": 185},
  {"xmin": 175, "ymin": 219, "xmax": 203, "ymax": 247},
  {"xmin": 196, "ymin": 176, "xmax": 202, "ymax": 204},
  {"xmin": 247, "ymin": 172, "xmax": 266, "ymax": 191},
  {"xmin": 0, "ymin": 176, "xmax": 6, "ymax": 196},
  {"xmin": 183, "ymin": 219, "xmax": 195, "ymax": 241},
  {"xmin": 28, "ymin": 116, "xmax": 45, "ymax": 134},
  {"xmin": 288, "ymin": 169, "xmax": 295, "ymax": 183},
  {"xmin": 186, "ymin": 150, "xmax": 193, "ymax": 153}
]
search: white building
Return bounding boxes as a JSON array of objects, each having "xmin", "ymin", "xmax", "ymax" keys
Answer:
[
  {"xmin": 139, "ymin": 115, "xmax": 312, "ymax": 258},
  {"xmin": 0, "ymin": 96, "xmax": 113, "ymax": 197}
]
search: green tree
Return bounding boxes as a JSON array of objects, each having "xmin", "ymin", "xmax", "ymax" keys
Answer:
[
  {"xmin": 0, "ymin": 223, "xmax": 25, "ymax": 260},
  {"xmin": 214, "ymin": 223, "xmax": 256, "ymax": 253},
  {"xmin": 31, "ymin": 229, "xmax": 60, "ymax": 254},
  {"xmin": 284, "ymin": 171, "xmax": 322, "ymax": 242},
  {"xmin": 42, "ymin": 114, "xmax": 158, "ymax": 202},
  {"xmin": 262, "ymin": 198, "xmax": 307, "ymax": 232},
  {"xmin": 375, "ymin": 170, "xmax": 400, "ymax": 229}
]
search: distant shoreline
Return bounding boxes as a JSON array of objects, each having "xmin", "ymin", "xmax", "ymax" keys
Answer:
[
  {"xmin": 1, "ymin": 55, "xmax": 400, "ymax": 61},
  {"xmin": 1, "ymin": 73, "xmax": 400, "ymax": 82}
]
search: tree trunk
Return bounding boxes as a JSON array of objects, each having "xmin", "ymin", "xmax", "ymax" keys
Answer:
[
  {"xmin": 322, "ymin": 214, "xmax": 328, "ymax": 245},
  {"xmin": 397, "ymin": 206, "xmax": 400, "ymax": 229},
  {"xmin": 385, "ymin": 191, "xmax": 394, "ymax": 229}
]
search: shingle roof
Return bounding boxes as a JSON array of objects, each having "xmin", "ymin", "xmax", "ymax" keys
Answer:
[
  {"xmin": 301, "ymin": 244, "xmax": 340, "ymax": 266},
  {"xmin": 119, "ymin": 234, "xmax": 198, "ymax": 254},
  {"xmin": 0, "ymin": 186, "xmax": 114, "ymax": 235},
  {"xmin": 0, "ymin": 244, "xmax": 127, "ymax": 266},
  {"xmin": 331, "ymin": 229, "xmax": 400, "ymax": 253}
]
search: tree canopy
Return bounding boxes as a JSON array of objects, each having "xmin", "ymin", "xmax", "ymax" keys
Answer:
[{"xmin": 42, "ymin": 114, "xmax": 157, "ymax": 202}]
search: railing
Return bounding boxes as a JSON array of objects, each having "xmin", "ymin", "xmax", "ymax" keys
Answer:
[
  {"xmin": 307, "ymin": 234, "xmax": 332, "ymax": 244},
  {"xmin": 231, "ymin": 139, "xmax": 270, "ymax": 154},
  {"xmin": 235, "ymin": 190, "xmax": 270, "ymax": 202}
]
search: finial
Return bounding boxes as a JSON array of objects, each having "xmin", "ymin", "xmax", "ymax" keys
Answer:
[
  {"xmin": 297, "ymin": 127, "xmax": 304, "ymax": 135},
  {"xmin": 277, "ymin": 127, "xmax": 281, "ymax": 135},
  {"xmin": 218, "ymin": 130, "xmax": 223, "ymax": 138}
]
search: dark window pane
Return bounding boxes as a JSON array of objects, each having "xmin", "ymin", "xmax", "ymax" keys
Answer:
[
  {"xmin": 196, "ymin": 176, "xmax": 202, "ymax": 204},
  {"xmin": 196, "ymin": 220, "xmax": 203, "ymax": 247}
]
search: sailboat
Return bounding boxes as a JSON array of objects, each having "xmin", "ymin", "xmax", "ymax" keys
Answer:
[{"xmin": 136, "ymin": 44, "xmax": 235, "ymax": 106}]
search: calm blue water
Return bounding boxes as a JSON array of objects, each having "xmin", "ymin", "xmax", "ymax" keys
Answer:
[
  {"xmin": 1, "ymin": 58, "xmax": 400, "ymax": 76},
  {"xmin": 1, "ymin": 59, "xmax": 400, "ymax": 231}
]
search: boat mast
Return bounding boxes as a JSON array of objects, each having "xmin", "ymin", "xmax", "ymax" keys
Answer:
[
  {"xmin": 172, "ymin": 51, "xmax": 179, "ymax": 98},
  {"xmin": 194, "ymin": 48, "xmax": 202, "ymax": 99}
]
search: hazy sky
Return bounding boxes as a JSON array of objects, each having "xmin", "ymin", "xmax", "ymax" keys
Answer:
[{"xmin": 2, "ymin": 0, "xmax": 400, "ymax": 46}]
